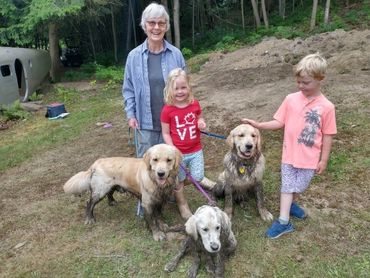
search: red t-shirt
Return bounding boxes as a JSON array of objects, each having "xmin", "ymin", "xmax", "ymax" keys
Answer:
[{"xmin": 160, "ymin": 99, "xmax": 202, "ymax": 154}]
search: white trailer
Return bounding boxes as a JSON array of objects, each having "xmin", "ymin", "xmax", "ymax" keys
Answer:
[{"xmin": 0, "ymin": 47, "xmax": 51, "ymax": 105}]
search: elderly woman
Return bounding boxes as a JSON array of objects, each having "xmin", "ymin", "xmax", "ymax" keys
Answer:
[
  {"xmin": 123, "ymin": 2, "xmax": 186, "ymax": 157},
  {"xmin": 122, "ymin": 3, "xmax": 190, "ymax": 219}
]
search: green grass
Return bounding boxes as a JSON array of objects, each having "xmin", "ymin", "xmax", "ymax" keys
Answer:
[{"xmin": 0, "ymin": 83, "xmax": 121, "ymax": 173}]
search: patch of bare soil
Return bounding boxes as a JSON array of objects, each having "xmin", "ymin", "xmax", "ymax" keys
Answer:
[{"xmin": 1, "ymin": 29, "xmax": 369, "ymax": 276}]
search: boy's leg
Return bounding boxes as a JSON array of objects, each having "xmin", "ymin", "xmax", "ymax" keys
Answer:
[{"xmin": 279, "ymin": 193, "xmax": 294, "ymax": 223}]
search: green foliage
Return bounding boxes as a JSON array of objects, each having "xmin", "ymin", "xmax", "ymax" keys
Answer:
[
  {"xmin": 187, "ymin": 53, "xmax": 210, "ymax": 73},
  {"xmin": 95, "ymin": 64, "xmax": 123, "ymax": 83},
  {"xmin": 1, "ymin": 100, "xmax": 30, "ymax": 121},
  {"xmin": 181, "ymin": 47, "xmax": 193, "ymax": 59},
  {"xmin": 63, "ymin": 63, "xmax": 123, "ymax": 83},
  {"xmin": 28, "ymin": 92, "xmax": 43, "ymax": 101}
]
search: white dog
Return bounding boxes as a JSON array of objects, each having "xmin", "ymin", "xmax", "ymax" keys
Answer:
[{"xmin": 165, "ymin": 205, "xmax": 237, "ymax": 277}]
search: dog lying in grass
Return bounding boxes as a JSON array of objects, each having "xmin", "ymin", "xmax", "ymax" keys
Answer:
[
  {"xmin": 63, "ymin": 144, "xmax": 182, "ymax": 241},
  {"xmin": 165, "ymin": 205, "xmax": 237, "ymax": 277}
]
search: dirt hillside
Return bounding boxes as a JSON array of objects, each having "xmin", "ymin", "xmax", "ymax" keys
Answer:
[{"xmin": 194, "ymin": 29, "xmax": 370, "ymax": 128}]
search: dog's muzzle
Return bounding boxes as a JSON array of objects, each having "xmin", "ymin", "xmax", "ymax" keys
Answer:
[
  {"xmin": 238, "ymin": 143, "xmax": 254, "ymax": 158},
  {"xmin": 210, "ymin": 242, "xmax": 220, "ymax": 252},
  {"xmin": 156, "ymin": 170, "xmax": 167, "ymax": 185}
]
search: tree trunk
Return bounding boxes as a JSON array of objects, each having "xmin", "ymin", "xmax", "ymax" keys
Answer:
[
  {"xmin": 173, "ymin": 0, "xmax": 180, "ymax": 49},
  {"xmin": 192, "ymin": 0, "xmax": 195, "ymax": 49},
  {"xmin": 125, "ymin": 0, "xmax": 132, "ymax": 56},
  {"xmin": 261, "ymin": 0, "xmax": 269, "ymax": 28},
  {"xmin": 310, "ymin": 0, "xmax": 318, "ymax": 31},
  {"xmin": 279, "ymin": 0, "xmax": 286, "ymax": 19},
  {"xmin": 241, "ymin": 0, "xmax": 245, "ymax": 30},
  {"xmin": 161, "ymin": 0, "xmax": 172, "ymax": 43},
  {"xmin": 48, "ymin": 22, "xmax": 61, "ymax": 82},
  {"xmin": 111, "ymin": 5, "xmax": 118, "ymax": 63},
  {"xmin": 324, "ymin": 0, "xmax": 331, "ymax": 24},
  {"xmin": 88, "ymin": 23, "xmax": 96, "ymax": 61},
  {"xmin": 251, "ymin": 0, "xmax": 261, "ymax": 29}
]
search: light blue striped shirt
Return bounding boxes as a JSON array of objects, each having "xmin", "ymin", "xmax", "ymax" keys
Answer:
[{"xmin": 122, "ymin": 39, "xmax": 186, "ymax": 130}]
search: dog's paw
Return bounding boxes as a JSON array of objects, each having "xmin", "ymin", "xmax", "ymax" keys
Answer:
[
  {"xmin": 260, "ymin": 209, "xmax": 274, "ymax": 221},
  {"xmin": 164, "ymin": 261, "xmax": 177, "ymax": 272},
  {"xmin": 153, "ymin": 231, "xmax": 166, "ymax": 241},
  {"xmin": 84, "ymin": 218, "xmax": 96, "ymax": 225},
  {"xmin": 108, "ymin": 200, "xmax": 118, "ymax": 206}
]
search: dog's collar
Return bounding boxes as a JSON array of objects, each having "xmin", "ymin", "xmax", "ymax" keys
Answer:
[
  {"xmin": 238, "ymin": 163, "xmax": 254, "ymax": 175},
  {"xmin": 238, "ymin": 153, "xmax": 260, "ymax": 175}
]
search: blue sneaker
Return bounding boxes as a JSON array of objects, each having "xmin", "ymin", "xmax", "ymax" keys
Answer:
[
  {"xmin": 266, "ymin": 220, "xmax": 294, "ymax": 238},
  {"xmin": 290, "ymin": 202, "xmax": 306, "ymax": 219}
]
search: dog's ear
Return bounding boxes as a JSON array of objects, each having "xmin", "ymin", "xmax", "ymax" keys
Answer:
[
  {"xmin": 226, "ymin": 131, "xmax": 234, "ymax": 148},
  {"xmin": 143, "ymin": 148, "xmax": 151, "ymax": 170},
  {"xmin": 254, "ymin": 127, "xmax": 262, "ymax": 153},
  {"xmin": 216, "ymin": 207, "xmax": 232, "ymax": 236},
  {"xmin": 174, "ymin": 147, "xmax": 183, "ymax": 172},
  {"xmin": 185, "ymin": 215, "xmax": 198, "ymax": 240}
]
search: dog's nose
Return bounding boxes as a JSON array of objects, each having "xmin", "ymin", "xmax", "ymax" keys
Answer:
[
  {"xmin": 157, "ymin": 171, "xmax": 165, "ymax": 177},
  {"xmin": 210, "ymin": 242, "xmax": 220, "ymax": 251},
  {"xmin": 245, "ymin": 143, "xmax": 253, "ymax": 150}
]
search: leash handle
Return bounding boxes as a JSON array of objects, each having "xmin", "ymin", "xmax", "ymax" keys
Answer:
[
  {"xmin": 200, "ymin": 131, "xmax": 227, "ymax": 140},
  {"xmin": 179, "ymin": 164, "xmax": 215, "ymax": 205}
]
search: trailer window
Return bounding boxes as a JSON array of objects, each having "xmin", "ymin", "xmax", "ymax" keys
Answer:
[{"xmin": 1, "ymin": 65, "xmax": 11, "ymax": 77}]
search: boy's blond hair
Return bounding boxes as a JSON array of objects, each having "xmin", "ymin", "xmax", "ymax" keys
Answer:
[
  {"xmin": 295, "ymin": 53, "xmax": 327, "ymax": 81},
  {"xmin": 164, "ymin": 68, "xmax": 194, "ymax": 105}
]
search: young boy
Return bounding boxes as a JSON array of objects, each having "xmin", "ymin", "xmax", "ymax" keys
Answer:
[{"xmin": 242, "ymin": 53, "xmax": 337, "ymax": 238}]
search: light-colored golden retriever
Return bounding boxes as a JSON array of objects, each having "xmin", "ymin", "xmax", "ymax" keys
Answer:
[
  {"xmin": 213, "ymin": 124, "xmax": 273, "ymax": 221},
  {"xmin": 165, "ymin": 205, "xmax": 237, "ymax": 277},
  {"xmin": 63, "ymin": 144, "xmax": 182, "ymax": 241}
]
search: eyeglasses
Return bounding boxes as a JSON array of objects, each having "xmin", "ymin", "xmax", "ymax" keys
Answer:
[{"xmin": 146, "ymin": 21, "xmax": 166, "ymax": 28}]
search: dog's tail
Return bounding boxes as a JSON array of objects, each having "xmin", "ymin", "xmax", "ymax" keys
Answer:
[{"xmin": 63, "ymin": 170, "xmax": 92, "ymax": 195}]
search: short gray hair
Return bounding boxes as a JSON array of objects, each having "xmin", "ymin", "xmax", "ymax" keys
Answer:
[{"xmin": 140, "ymin": 2, "xmax": 170, "ymax": 33}]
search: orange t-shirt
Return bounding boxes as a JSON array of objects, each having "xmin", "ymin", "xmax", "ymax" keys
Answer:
[{"xmin": 274, "ymin": 91, "xmax": 337, "ymax": 169}]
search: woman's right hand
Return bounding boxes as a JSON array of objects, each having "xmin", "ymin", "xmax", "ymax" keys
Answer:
[{"xmin": 128, "ymin": 118, "xmax": 139, "ymax": 129}]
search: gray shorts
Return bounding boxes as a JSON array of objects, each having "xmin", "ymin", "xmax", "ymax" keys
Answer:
[
  {"xmin": 178, "ymin": 150, "xmax": 205, "ymax": 182},
  {"xmin": 281, "ymin": 163, "xmax": 315, "ymax": 193},
  {"xmin": 135, "ymin": 129, "xmax": 163, "ymax": 158}
]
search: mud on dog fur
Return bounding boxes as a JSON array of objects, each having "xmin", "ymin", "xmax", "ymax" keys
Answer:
[
  {"xmin": 165, "ymin": 205, "xmax": 237, "ymax": 277},
  {"xmin": 213, "ymin": 124, "xmax": 273, "ymax": 221},
  {"xmin": 63, "ymin": 144, "xmax": 182, "ymax": 241}
]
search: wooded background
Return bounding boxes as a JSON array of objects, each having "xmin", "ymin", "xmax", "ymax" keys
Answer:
[{"xmin": 0, "ymin": 0, "xmax": 368, "ymax": 81}]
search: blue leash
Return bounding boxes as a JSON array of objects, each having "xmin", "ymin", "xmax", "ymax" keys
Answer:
[{"xmin": 201, "ymin": 131, "xmax": 226, "ymax": 140}]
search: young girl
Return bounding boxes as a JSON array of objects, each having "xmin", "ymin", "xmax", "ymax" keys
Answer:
[
  {"xmin": 160, "ymin": 68, "xmax": 214, "ymax": 220},
  {"xmin": 242, "ymin": 53, "xmax": 337, "ymax": 238}
]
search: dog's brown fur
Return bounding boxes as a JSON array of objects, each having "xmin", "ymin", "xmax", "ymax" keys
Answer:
[
  {"xmin": 63, "ymin": 144, "xmax": 182, "ymax": 241},
  {"xmin": 213, "ymin": 124, "xmax": 273, "ymax": 221}
]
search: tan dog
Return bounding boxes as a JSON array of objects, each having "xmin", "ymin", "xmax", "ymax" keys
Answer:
[
  {"xmin": 213, "ymin": 124, "xmax": 273, "ymax": 221},
  {"xmin": 165, "ymin": 205, "xmax": 237, "ymax": 277},
  {"xmin": 63, "ymin": 144, "xmax": 182, "ymax": 241}
]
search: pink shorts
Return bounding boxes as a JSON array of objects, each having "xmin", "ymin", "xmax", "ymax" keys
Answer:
[{"xmin": 281, "ymin": 163, "xmax": 315, "ymax": 193}]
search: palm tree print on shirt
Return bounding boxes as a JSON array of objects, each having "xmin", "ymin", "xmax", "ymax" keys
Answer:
[{"xmin": 297, "ymin": 109, "xmax": 321, "ymax": 147}]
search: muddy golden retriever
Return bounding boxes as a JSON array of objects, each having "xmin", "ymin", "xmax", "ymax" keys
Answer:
[
  {"xmin": 213, "ymin": 124, "xmax": 273, "ymax": 221},
  {"xmin": 63, "ymin": 144, "xmax": 182, "ymax": 241},
  {"xmin": 165, "ymin": 205, "xmax": 236, "ymax": 277}
]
